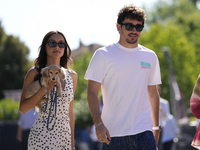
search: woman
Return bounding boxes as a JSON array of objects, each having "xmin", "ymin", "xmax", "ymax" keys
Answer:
[
  {"xmin": 19, "ymin": 31, "xmax": 77, "ymax": 150},
  {"xmin": 191, "ymin": 75, "xmax": 200, "ymax": 149}
]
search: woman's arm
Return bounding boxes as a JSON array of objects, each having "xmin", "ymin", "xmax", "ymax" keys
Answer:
[
  {"xmin": 19, "ymin": 68, "xmax": 55, "ymax": 114},
  {"xmin": 69, "ymin": 71, "xmax": 77, "ymax": 149},
  {"xmin": 19, "ymin": 68, "xmax": 45, "ymax": 114}
]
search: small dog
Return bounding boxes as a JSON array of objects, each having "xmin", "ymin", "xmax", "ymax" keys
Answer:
[
  {"xmin": 25, "ymin": 65, "xmax": 66, "ymax": 112},
  {"xmin": 41, "ymin": 65, "xmax": 66, "ymax": 97}
]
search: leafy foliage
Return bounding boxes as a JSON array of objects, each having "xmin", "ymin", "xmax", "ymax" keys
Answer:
[
  {"xmin": 0, "ymin": 98, "xmax": 20, "ymax": 120},
  {"xmin": 0, "ymin": 22, "xmax": 32, "ymax": 99},
  {"xmin": 142, "ymin": 0, "xmax": 200, "ymax": 107},
  {"xmin": 72, "ymin": 50, "xmax": 93, "ymax": 127},
  {"xmin": 74, "ymin": 98, "xmax": 92, "ymax": 127},
  {"xmin": 73, "ymin": 50, "xmax": 92, "ymax": 100}
]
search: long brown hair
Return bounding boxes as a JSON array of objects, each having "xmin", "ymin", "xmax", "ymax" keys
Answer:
[{"xmin": 34, "ymin": 31, "xmax": 73, "ymax": 81}]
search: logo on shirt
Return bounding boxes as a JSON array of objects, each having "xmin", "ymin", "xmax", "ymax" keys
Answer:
[{"xmin": 141, "ymin": 62, "xmax": 151, "ymax": 69}]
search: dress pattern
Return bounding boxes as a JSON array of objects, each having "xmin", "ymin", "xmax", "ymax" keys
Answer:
[{"xmin": 28, "ymin": 70, "xmax": 74, "ymax": 150}]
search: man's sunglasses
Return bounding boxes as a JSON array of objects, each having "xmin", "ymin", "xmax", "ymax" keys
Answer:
[
  {"xmin": 121, "ymin": 23, "xmax": 144, "ymax": 32},
  {"xmin": 46, "ymin": 41, "xmax": 67, "ymax": 48}
]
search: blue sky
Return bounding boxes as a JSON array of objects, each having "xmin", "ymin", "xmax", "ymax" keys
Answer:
[{"xmin": 0, "ymin": 0, "xmax": 159, "ymax": 60}]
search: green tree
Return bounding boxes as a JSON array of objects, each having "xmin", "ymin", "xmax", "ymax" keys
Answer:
[
  {"xmin": 0, "ymin": 22, "xmax": 32, "ymax": 98},
  {"xmin": 142, "ymin": 0, "xmax": 200, "ymax": 107},
  {"xmin": 73, "ymin": 50, "xmax": 92, "ymax": 100},
  {"xmin": 147, "ymin": 0, "xmax": 200, "ymax": 58},
  {"xmin": 140, "ymin": 22, "xmax": 198, "ymax": 107},
  {"xmin": 72, "ymin": 50, "xmax": 94, "ymax": 127},
  {"xmin": 0, "ymin": 98, "xmax": 20, "ymax": 120},
  {"xmin": 0, "ymin": 22, "xmax": 7, "ymax": 98}
]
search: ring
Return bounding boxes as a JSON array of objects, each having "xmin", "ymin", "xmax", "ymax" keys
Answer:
[
  {"xmin": 99, "ymin": 138, "xmax": 102, "ymax": 141},
  {"xmin": 54, "ymin": 83, "xmax": 56, "ymax": 85}
]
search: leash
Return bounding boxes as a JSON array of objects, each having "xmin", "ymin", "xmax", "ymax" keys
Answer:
[
  {"xmin": 43, "ymin": 85, "xmax": 57, "ymax": 131},
  {"xmin": 38, "ymin": 78, "xmax": 42, "ymax": 87}
]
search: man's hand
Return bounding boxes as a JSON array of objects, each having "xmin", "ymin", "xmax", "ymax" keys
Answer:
[
  {"xmin": 96, "ymin": 124, "xmax": 111, "ymax": 145},
  {"xmin": 153, "ymin": 130, "xmax": 160, "ymax": 146}
]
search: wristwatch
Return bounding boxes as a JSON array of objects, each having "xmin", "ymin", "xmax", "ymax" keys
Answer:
[{"xmin": 152, "ymin": 125, "xmax": 161, "ymax": 131}]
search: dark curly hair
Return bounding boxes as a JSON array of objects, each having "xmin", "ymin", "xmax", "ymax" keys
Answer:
[
  {"xmin": 34, "ymin": 31, "xmax": 73, "ymax": 81},
  {"xmin": 117, "ymin": 4, "xmax": 146, "ymax": 25}
]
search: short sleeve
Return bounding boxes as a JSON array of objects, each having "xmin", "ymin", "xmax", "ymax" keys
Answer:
[
  {"xmin": 148, "ymin": 54, "xmax": 162, "ymax": 85},
  {"xmin": 84, "ymin": 50, "xmax": 107, "ymax": 83}
]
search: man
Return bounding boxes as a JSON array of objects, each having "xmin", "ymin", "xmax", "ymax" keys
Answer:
[
  {"xmin": 157, "ymin": 86, "xmax": 179, "ymax": 150},
  {"xmin": 158, "ymin": 86, "xmax": 170, "ymax": 128},
  {"xmin": 84, "ymin": 4, "xmax": 161, "ymax": 150},
  {"xmin": 159, "ymin": 98, "xmax": 171, "ymax": 150},
  {"xmin": 160, "ymin": 112, "xmax": 179, "ymax": 150}
]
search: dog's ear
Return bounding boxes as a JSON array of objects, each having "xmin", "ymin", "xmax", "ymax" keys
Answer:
[
  {"xmin": 41, "ymin": 66, "xmax": 49, "ymax": 78},
  {"xmin": 59, "ymin": 68, "xmax": 66, "ymax": 80}
]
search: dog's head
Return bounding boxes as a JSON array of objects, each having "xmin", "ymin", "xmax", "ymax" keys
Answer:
[{"xmin": 41, "ymin": 65, "xmax": 66, "ymax": 81}]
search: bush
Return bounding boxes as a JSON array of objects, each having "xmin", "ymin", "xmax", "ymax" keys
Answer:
[
  {"xmin": 74, "ymin": 92, "xmax": 93, "ymax": 127},
  {"xmin": 0, "ymin": 98, "xmax": 20, "ymax": 120}
]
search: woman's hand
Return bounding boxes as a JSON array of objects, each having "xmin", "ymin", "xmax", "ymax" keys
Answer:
[{"xmin": 47, "ymin": 80, "xmax": 57, "ymax": 91}]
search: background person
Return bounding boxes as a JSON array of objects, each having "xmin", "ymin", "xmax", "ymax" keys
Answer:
[
  {"xmin": 16, "ymin": 108, "xmax": 39, "ymax": 150},
  {"xmin": 157, "ymin": 86, "xmax": 172, "ymax": 150},
  {"xmin": 78, "ymin": 126, "xmax": 91, "ymax": 150},
  {"xmin": 160, "ymin": 112, "xmax": 179, "ymax": 150}
]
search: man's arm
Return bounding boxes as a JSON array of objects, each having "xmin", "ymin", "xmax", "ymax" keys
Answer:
[
  {"xmin": 87, "ymin": 80, "xmax": 111, "ymax": 144},
  {"xmin": 148, "ymin": 85, "xmax": 160, "ymax": 145}
]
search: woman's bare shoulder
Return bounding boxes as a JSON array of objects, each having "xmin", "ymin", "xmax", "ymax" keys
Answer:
[
  {"xmin": 22, "ymin": 67, "xmax": 40, "ymax": 94},
  {"xmin": 25, "ymin": 67, "xmax": 39, "ymax": 80},
  {"xmin": 67, "ymin": 70, "xmax": 77, "ymax": 79}
]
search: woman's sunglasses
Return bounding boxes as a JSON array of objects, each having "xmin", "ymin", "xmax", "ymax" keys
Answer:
[
  {"xmin": 46, "ymin": 41, "xmax": 67, "ymax": 48},
  {"xmin": 121, "ymin": 23, "xmax": 144, "ymax": 32}
]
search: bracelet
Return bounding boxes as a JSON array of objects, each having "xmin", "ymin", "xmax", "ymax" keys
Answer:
[
  {"xmin": 95, "ymin": 123, "xmax": 104, "ymax": 129},
  {"xmin": 152, "ymin": 125, "xmax": 161, "ymax": 131},
  {"xmin": 92, "ymin": 112, "xmax": 101, "ymax": 118},
  {"xmin": 71, "ymin": 146, "xmax": 75, "ymax": 149}
]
